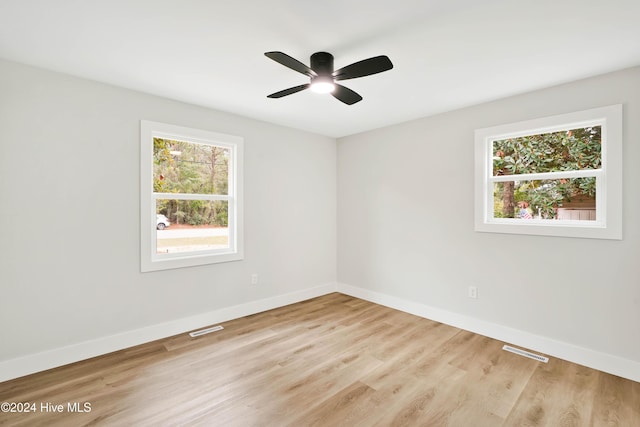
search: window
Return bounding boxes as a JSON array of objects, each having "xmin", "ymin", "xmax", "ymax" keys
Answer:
[
  {"xmin": 474, "ymin": 105, "xmax": 622, "ymax": 239},
  {"xmin": 141, "ymin": 121, "xmax": 243, "ymax": 271}
]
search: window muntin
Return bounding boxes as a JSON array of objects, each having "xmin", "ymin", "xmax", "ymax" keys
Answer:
[
  {"xmin": 474, "ymin": 105, "xmax": 622, "ymax": 239},
  {"xmin": 141, "ymin": 121, "xmax": 243, "ymax": 272}
]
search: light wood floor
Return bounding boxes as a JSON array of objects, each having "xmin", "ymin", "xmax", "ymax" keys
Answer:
[{"xmin": 1, "ymin": 293, "xmax": 638, "ymax": 426}]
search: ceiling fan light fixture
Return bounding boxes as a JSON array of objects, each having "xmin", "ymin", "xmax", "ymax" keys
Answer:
[{"xmin": 310, "ymin": 76, "xmax": 335, "ymax": 94}]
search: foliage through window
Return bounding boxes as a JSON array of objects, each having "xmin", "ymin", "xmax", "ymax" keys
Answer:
[
  {"xmin": 474, "ymin": 105, "xmax": 622, "ymax": 239},
  {"xmin": 492, "ymin": 126, "xmax": 600, "ymax": 220},
  {"xmin": 141, "ymin": 121, "xmax": 243, "ymax": 271}
]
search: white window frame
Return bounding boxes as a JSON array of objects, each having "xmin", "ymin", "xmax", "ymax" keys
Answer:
[
  {"xmin": 474, "ymin": 104, "xmax": 622, "ymax": 240},
  {"xmin": 140, "ymin": 120, "xmax": 244, "ymax": 272}
]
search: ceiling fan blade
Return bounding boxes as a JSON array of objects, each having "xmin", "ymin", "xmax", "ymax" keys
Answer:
[
  {"xmin": 333, "ymin": 55, "xmax": 393, "ymax": 81},
  {"xmin": 331, "ymin": 83, "xmax": 362, "ymax": 105},
  {"xmin": 265, "ymin": 51, "xmax": 317, "ymax": 77},
  {"xmin": 267, "ymin": 83, "xmax": 310, "ymax": 98}
]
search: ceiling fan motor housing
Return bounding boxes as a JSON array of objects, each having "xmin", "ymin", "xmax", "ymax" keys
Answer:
[{"xmin": 310, "ymin": 52, "xmax": 334, "ymax": 76}]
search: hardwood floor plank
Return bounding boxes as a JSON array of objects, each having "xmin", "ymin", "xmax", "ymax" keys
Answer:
[
  {"xmin": 1, "ymin": 293, "xmax": 638, "ymax": 427},
  {"xmin": 503, "ymin": 357, "xmax": 599, "ymax": 426},
  {"xmin": 286, "ymin": 381, "xmax": 378, "ymax": 427},
  {"xmin": 591, "ymin": 370, "xmax": 640, "ymax": 426}
]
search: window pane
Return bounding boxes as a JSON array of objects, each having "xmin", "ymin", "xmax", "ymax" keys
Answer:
[
  {"xmin": 156, "ymin": 200, "xmax": 229, "ymax": 254},
  {"xmin": 493, "ymin": 178, "xmax": 596, "ymax": 221},
  {"xmin": 492, "ymin": 126, "xmax": 601, "ymax": 176},
  {"xmin": 154, "ymin": 138, "xmax": 229, "ymax": 195}
]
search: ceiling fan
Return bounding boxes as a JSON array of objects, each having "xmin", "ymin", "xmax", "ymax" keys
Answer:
[{"xmin": 265, "ymin": 51, "xmax": 393, "ymax": 105}]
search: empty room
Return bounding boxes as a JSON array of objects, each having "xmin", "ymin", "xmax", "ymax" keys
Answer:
[{"xmin": 1, "ymin": 1, "xmax": 639, "ymax": 426}]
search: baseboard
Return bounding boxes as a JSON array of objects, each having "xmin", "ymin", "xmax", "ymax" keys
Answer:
[
  {"xmin": 0, "ymin": 282, "xmax": 337, "ymax": 383},
  {"xmin": 337, "ymin": 282, "xmax": 640, "ymax": 383},
  {"xmin": 5, "ymin": 282, "xmax": 638, "ymax": 384}
]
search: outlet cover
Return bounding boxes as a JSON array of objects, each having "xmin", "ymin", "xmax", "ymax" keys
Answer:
[{"xmin": 468, "ymin": 286, "xmax": 478, "ymax": 299}]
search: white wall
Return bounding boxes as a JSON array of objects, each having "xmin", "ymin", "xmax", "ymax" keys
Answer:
[
  {"xmin": 0, "ymin": 59, "xmax": 336, "ymax": 377},
  {"xmin": 337, "ymin": 67, "xmax": 640, "ymax": 380}
]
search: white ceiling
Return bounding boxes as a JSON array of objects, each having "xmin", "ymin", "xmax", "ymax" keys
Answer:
[{"xmin": 1, "ymin": 0, "xmax": 639, "ymax": 138}]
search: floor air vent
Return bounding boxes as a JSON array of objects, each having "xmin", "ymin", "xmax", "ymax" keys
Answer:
[
  {"xmin": 189, "ymin": 325, "xmax": 224, "ymax": 338},
  {"xmin": 502, "ymin": 345, "xmax": 549, "ymax": 363}
]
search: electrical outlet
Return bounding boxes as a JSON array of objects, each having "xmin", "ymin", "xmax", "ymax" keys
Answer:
[
  {"xmin": 468, "ymin": 286, "xmax": 478, "ymax": 299},
  {"xmin": 251, "ymin": 274, "xmax": 259, "ymax": 285}
]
